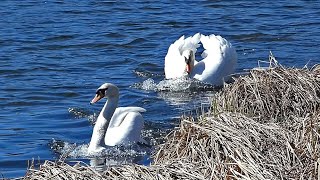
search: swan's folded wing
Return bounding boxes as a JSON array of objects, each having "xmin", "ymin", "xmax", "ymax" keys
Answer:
[
  {"xmin": 109, "ymin": 107, "xmax": 146, "ymax": 127},
  {"xmin": 121, "ymin": 107, "xmax": 146, "ymax": 113}
]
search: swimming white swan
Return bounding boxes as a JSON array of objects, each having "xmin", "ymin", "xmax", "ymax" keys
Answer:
[
  {"xmin": 164, "ymin": 33, "xmax": 237, "ymax": 86},
  {"xmin": 88, "ymin": 83, "xmax": 146, "ymax": 154}
]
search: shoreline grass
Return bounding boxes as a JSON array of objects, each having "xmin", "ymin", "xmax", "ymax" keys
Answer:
[{"xmin": 22, "ymin": 53, "xmax": 320, "ymax": 179}]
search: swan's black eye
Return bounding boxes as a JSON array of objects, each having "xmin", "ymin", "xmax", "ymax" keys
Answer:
[{"xmin": 96, "ymin": 88, "xmax": 107, "ymax": 95}]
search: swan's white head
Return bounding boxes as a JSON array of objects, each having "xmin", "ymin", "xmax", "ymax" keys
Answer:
[
  {"xmin": 182, "ymin": 49, "xmax": 195, "ymax": 74},
  {"xmin": 90, "ymin": 83, "xmax": 119, "ymax": 104}
]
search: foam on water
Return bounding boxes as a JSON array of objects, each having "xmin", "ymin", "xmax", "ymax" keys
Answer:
[
  {"xmin": 49, "ymin": 138, "xmax": 151, "ymax": 167},
  {"xmin": 136, "ymin": 77, "xmax": 215, "ymax": 92},
  {"xmin": 68, "ymin": 107, "xmax": 97, "ymax": 124},
  {"xmin": 50, "ymin": 139, "xmax": 149, "ymax": 158},
  {"xmin": 132, "ymin": 77, "xmax": 217, "ymax": 106}
]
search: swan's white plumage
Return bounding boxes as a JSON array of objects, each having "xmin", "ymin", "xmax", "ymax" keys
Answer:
[
  {"xmin": 164, "ymin": 33, "xmax": 237, "ymax": 86},
  {"xmin": 164, "ymin": 33, "xmax": 201, "ymax": 79},
  {"xmin": 87, "ymin": 83, "xmax": 146, "ymax": 154},
  {"xmin": 108, "ymin": 107, "xmax": 146, "ymax": 127},
  {"xmin": 105, "ymin": 109, "xmax": 145, "ymax": 146}
]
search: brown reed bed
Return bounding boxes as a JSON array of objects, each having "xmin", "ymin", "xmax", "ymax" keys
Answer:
[
  {"xmin": 215, "ymin": 53, "xmax": 320, "ymax": 122},
  {"xmin": 23, "ymin": 160, "xmax": 104, "ymax": 180},
  {"xmin": 23, "ymin": 53, "xmax": 320, "ymax": 179}
]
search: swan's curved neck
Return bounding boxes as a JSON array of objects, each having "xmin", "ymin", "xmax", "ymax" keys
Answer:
[
  {"xmin": 101, "ymin": 97, "xmax": 118, "ymax": 121},
  {"xmin": 88, "ymin": 96, "xmax": 118, "ymax": 150}
]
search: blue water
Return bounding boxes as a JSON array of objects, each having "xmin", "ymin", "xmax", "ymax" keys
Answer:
[{"xmin": 1, "ymin": 0, "xmax": 320, "ymax": 178}]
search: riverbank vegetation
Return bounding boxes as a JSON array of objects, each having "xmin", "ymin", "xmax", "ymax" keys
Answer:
[{"xmin": 23, "ymin": 53, "xmax": 320, "ymax": 179}]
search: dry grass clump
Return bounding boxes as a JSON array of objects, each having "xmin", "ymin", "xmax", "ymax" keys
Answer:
[
  {"xmin": 25, "ymin": 112, "xmax": 319, "ymax": 179},
  {"xmin": 216, "ymin": 53, "xmax": 320, "ymax": 122},
  {"xmin": 151, "ymin": 112, "xmax": 320, "ymax": 179},
  {"xmin": 23, "ymin": 160, "xmax": 105, "ymax": 180},
  {"xmin": 23, "ymin": 112, "xmax": 320, "ymax": 179}
]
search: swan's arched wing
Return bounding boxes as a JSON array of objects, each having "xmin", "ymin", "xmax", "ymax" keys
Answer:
[
  {"xmin": 164, "ymin": 33, "xmax": 201, "ymax": 79},
  {"xmin": 164, "ymin": 36, "xmax": 187, "ymax": 79},
  {"xmin": 200, "ymin": 34, "xmax": 221, "ymax": 58},
  {"xmin": 200, "ymin": 34, "xmax": 236, "ymax": 60},
  {"xmin": 182, "ymin": 33, "xmax": 200, "ymax": 54},
  {"xmin": 109, "ymin": 107, "xmax": 146, "ymax": 128},
  {"xmin": 193, "ymin": 34, "xmax": 237, "ymax": 85}
]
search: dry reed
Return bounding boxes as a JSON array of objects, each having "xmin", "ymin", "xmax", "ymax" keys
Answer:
[
  {"xmin": 23, "ymin": 53, "xmax": 320, "ymax": 179},
  {"xmin": 22, "ymin": 159, "xmax": 104, "ymax": 180},
  {"xmin": 216, "ymin": 53, "xmax": 320, "ymax": 122}
]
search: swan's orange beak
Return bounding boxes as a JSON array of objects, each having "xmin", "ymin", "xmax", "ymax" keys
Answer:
[
  {"xmin": 90, "ymin": 94, "xmax": 104, "ymax": 104},
  {"xmin": 186, "ymin": 64, "xmax": 191, "ymax": 74}
]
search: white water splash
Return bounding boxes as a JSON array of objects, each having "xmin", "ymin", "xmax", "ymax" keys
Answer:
[
  {"xmin": 68, "ymin": 107, "xmax": 98, "ymax": 124},
  {"xmin": 50, "ymin": 139, "xmax": 150, "ymax": 160},
  {"xmin": 139, "ymin": 77, "xmax": 214, "ymax": 92},
  {"xmin": 134, "ymin": 77, "xmax": 216, "ymax": 106}
]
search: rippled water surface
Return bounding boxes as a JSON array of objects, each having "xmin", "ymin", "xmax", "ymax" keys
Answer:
[{"xmin": 1, "ymin": 0, "xmax": 320, "ymax": 178}]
